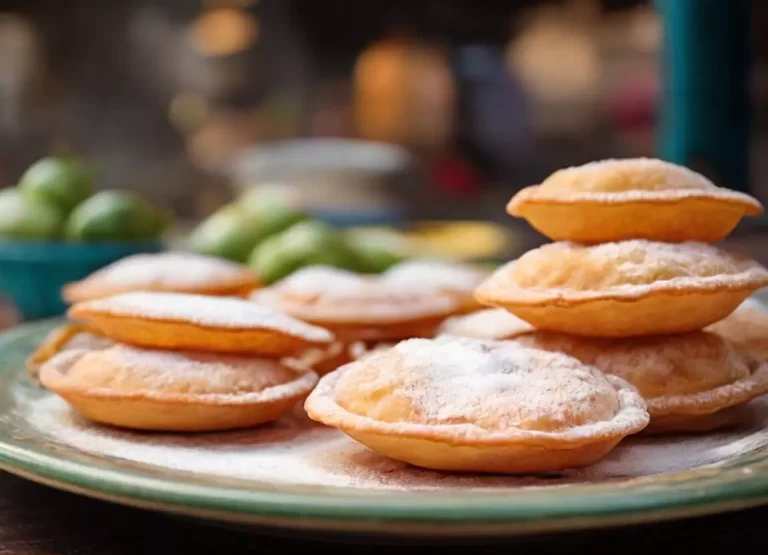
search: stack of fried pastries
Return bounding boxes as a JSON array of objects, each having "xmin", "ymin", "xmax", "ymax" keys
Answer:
[
  {"xmin": 33, "ymin": 291, "xmax": 334, "ymax": 432},
  {"xmin": 306, "ymin": 158, "xmax": 768, "ymax": 474},
  {"xmin": 471, "ymin": 158, "xmax": 768, "ymax": 434}
]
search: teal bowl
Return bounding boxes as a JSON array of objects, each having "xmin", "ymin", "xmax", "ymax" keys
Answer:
[{"xmin": 0, "ymin": 240, "xmax": 163, "ymax": 321}]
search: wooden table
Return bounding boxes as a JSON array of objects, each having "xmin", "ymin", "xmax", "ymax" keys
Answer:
[{"xmin": 0, "ymin": 469, "xmax": 767, "ymax": 554}]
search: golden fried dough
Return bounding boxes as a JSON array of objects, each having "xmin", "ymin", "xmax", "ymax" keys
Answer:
[
  {"xmin": 39, "ymin": 344, "xmax": 318, "ymax": 431},
  {"xmin": 305, "ymin": 337, "xmax": 649, "ymax": 474},
  {"xmin": 513, "ymin": 331, "xmax": 768, "ymax": 433},
  {"xmin": 508, "ymin": 158, "xmax": 762, "ymax": 243},
  {"xmin": 252, "ymin": 266, "xmax": 461, "ymax": 341},
  {"xmin": 63, "ymin": 252, "xmax": 261, "ymax": 303},
  {"xmin": 69, "ymin": 291, "xmax": 333, "ymax": 355},
  {"xmin": 27, "ymin": 323, "xmax": 114, "ymax": 380},
  {"xmin": 474, "ymin": 240, "xmax": 768, "ymax": 337}
]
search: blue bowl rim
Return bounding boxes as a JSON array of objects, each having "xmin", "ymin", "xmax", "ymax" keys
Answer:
[{"xmin": 0, "ymin": 239, "xmax": 164, "ymax": 262}]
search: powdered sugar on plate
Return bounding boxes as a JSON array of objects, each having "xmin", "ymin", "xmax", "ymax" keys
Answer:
[
  {"xmin": 72, "ymin": 292, "xmax": 333, "ymax": 342},
  {"xmin": 14, "ymin": 386, "xmax": 768, "ymax": 491}
]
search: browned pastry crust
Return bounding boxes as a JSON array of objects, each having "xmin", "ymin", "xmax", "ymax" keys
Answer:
[
  {"xmin": 63, "ymin": 252, "xmax": 261, "ymax": 303},
  {"xmin": 69, "ymin": 291, "xmax": 334, "ymax": 355},
  {"xmin": 507, "ymin": 158, "xmax": 762, "ymax": 243},
  {"xmin": 40, "ymin": 345, "xmax": 318, "ymax": 432},
  {"xmin": 306, "ymin": 336, "xmax": 649, "ymax": 474},
  {"xmin": 474, "ymin": 240, "xmax": 768, "ymax": 337},
  {"xmin": 512, "ymin": 330, "xmax": 768, "ymax": 434}
]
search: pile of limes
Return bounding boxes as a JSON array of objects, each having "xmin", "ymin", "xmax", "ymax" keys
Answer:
[
  {"xmin": 187, "ymin": 189, "xmax": 410, "ymax": 284},
  {"xmin": 0, "ymin": 156, "xmax": 171, "ymax": 243}
]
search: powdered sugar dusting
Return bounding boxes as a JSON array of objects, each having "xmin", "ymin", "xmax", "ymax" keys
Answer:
[
  {"xmin": 48, "ymin": 344, "xmax": 314, "ymax": 401},
  {"xmin": 252, "ymin": 266, "xmax": 461, "ymax": 324},
  {"xmin": 577, "ymin": 241, "xmax": 753, "ymax": 275},
  {"xmin": 73, "ymin": 292, "xmax": 333, "ymax": 342},
  {"xmin": 529, "ymin": 157, "xmax": 761, "ymax": 207},
  {"xmin": 482, "ymin": 240, "xmax": 768, "ymax": 300},
  {"xmin": 382, "ymin": 259, "xmax": 488, "ymax": 293},
  {"xmin": 80, "ymin": 252, "xmax": 253, "ymax": 288},
  {"xmin": 381, "ymin": 337, "xmax": 623, "ymax": 431},
  {"xmin": 13, "ymin": 389, "xmax": 768, "ymax": 490},
  {"xmin": 265, "ymin": 266, "xmax": 370, "ymax": 296}
]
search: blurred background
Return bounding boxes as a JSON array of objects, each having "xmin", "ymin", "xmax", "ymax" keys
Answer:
[{"xmin": 0, "ymin": 0, "xmax": 767, "ymax": 322}]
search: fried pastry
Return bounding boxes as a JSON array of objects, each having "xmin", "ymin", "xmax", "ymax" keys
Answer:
[
  {"xmin": 382, "ymin": 259, "xmax": 490, "ymax": 314},
  {"xmin": 251, "ymin": 266, "xmax": 461, "ymax": 341},
  {"xmin": 507, "ymin": 158, "xmax": 763, "ymax": 243},
  {"xmin": 305, "ymin": 336, "xmax": 649, "ymax": 474},
  {"xmin": 706, "ymin": 298, "xmax": 768, "ymax": 357},
  {"xmin": 437, "ymin": 308, "xmax": 534, "ymax": 340},
  {"xmin": 513, "ymin": 330, "xmax": 768, "ymax": 434},
  {"xmin": 39, "ymin": 344, "xmax": 318, "ymax": 431},
  {"xmin": 474, "ymin": 240, "xmax": 768, "ymax": 337},
  {"xmin": 27, "ymin": 323, "xmax": 114, "ymax": 380},
  {"xmin": 68, "ymin": 291, "xmax": 334, "ymax": 355},
  {"xmin": 62, "ymin": 252, "xmax": 261, "ymax": 303}
]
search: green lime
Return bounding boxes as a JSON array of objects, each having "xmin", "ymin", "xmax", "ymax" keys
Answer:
[
  {"xmin": 0, "ymin": 187, "xmax": 64, "ymax": 240},
  {"xmin": 19, "ymin": 157, "xmax": 95, "ymax": 213},
  {"xmin": 65, "ymin": 190, "xmax": 170, "ymax": 242},
  {"xmin": 345, "ymin": 228, "xmax": 409, "ymax": 273},
  {"xmin": 248, "ymin": 220, "xmax": 360, "ymax": 283},
  {"xmin": 237, "ymin": 188, "xmax": 307, "ymax": 238},
  {"xmin": 187, "ymin": 205, "xmax": 267, "ymax": 262}
]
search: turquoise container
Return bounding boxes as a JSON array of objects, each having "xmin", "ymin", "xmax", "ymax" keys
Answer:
[
  {"xmin": 0, "ymin": 240, "xmax": 163, "ymax": 321},
  {"xmin": 654, "ymin": 0, "xmax": 751, "ymax": 192}
]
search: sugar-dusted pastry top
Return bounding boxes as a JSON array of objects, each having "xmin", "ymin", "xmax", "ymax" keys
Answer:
[
  {"xmin": 63, "ymin": 252, "xmax": 259, "ymax": 300},
  {"xmin": 512, "ymin": 331, "xmax": 763, "ymax": 413},
  {"xmin": 510, "ymin": 158, "xmax": 762, "ymax": 208},
  {"xmin": 43, "ymin": 344, "xmax": 317, "ymax": 401},
  {"xmin": 437, "ymin": 308, "xmax": 534, "ymax": 340},
  {"xmin": 382, "ymin": 259, "xmax": 489, "ymax": 294},
  {"xmin": 477, "ymin": 240, "xmax": 768, "ymax": 302},
  {"xmin": 69, "ymin": 291, "xmax": 333, "ymax": 343},
  {"xmin": 251, "ymin": 266, "xmax": 460, "ymax": 324},
  {"xmin": 326, "ymin": 336, "xmax": 648, "ymax": 440}
]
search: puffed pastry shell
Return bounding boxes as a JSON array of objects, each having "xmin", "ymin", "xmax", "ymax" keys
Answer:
[
  {"xmin": 474, "ymin": 240, "xmax": 768, "ymax": 338},
  {"xmin": 39, "ymin": 344, "xmax": 318, "ymax": 432},
  {"xmin": 252, "ymin": 266, "xmax": 462, "ymax": 341},
  {"xmin": 68, "ymin": 291, "xmax": 334, "ymax": 356},
  {"xmin": 305, "ymin": 337, "xmax": 649, "ymax": 474},
  {"xmin": 63, "ymin": 252, "xmax": 261, "ymax": 303},
  {"xmin": 512, "ymin": 330, "xmax": 768, "ymax": 434},
  {"xmin": 507, "ymin": 158, "xmax": 762, "ymax": 244},
  {"xmin": 27, "ymin": 323, "xmax": 114, "ymax": 380}
]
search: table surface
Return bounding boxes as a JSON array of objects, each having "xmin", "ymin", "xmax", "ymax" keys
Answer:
[{"xmin": 0, "ymin": 469, "xmax": 765, "ymax": 554}]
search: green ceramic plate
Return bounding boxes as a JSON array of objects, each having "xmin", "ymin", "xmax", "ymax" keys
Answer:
[{"xmin": 3, "ymin": 305, "xmax": 768, "ymax": 538}]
